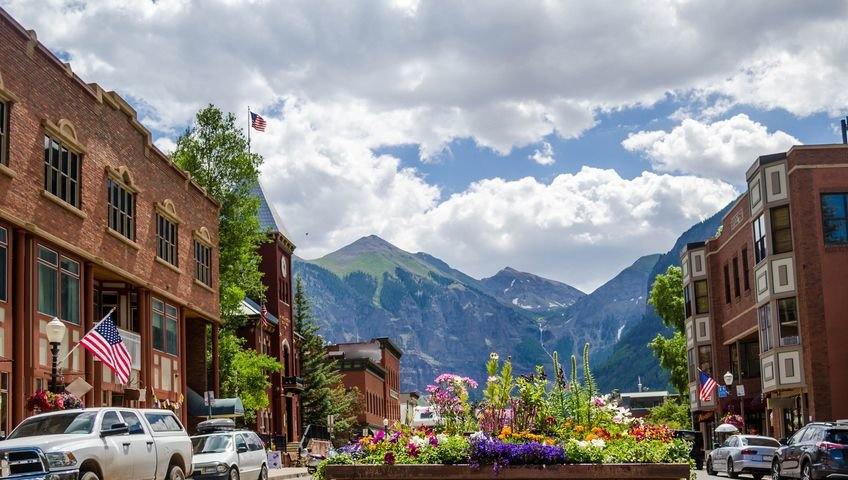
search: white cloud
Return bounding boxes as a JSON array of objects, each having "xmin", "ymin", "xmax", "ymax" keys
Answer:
[
  {"xmin": 529, "ymin": 142, "xmax": 555, "ymax": 166},
  {"xmin": 622, "ymin": 114, "xmax": 800, "ymax": 184}
]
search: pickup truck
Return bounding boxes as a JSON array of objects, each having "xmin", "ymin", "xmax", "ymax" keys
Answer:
[{"xmin": 0, "ymin": 407, "xmax": 192, "ymax": 480}]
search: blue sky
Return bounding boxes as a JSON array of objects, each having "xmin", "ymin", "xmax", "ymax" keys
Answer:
[{"xmin": 5, "ymin": 0, "xmax": 848, "ymax": 292}]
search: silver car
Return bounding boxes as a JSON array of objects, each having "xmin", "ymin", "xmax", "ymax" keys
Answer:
[
  {"xmin": 190, "ymin": 430, "xmax": 268, "ymax": 480},
  {"xmin": 706, "ymin": 434, "xmax": 781, "ymax": 479}
]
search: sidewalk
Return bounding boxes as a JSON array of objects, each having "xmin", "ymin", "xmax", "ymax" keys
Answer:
[{"xmin": 268, "ymin": 467, "xmax": 312, "ymax": 479}]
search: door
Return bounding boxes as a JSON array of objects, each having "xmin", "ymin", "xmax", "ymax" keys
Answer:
[
  {"xmin": 99, "ymin": 410, "xmax": 134, "ymax": 480},
  {"xmin": 783, "ymin": 426, "xmax": 810, "ymax": 476},
  {"xmin": 235, "ymin": 433, "xmax": 254, "ymax": 475},
  {"xmin": 119, "ymin": 411, "xmax": 157, "ymax": 480},
  {"xmin": 245, "ymin": 432, "xmax": 267, "ymax": 472}
]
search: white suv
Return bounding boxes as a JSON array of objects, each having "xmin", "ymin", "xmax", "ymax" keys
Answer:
[{"xmin": 190, "ymin": 423, "xmax": 267, "ymax": 480}]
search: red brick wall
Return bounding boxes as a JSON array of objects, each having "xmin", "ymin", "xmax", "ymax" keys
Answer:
[{"xmin": 0, "ymin": 11, "xmax": 219, "ymax": 318}]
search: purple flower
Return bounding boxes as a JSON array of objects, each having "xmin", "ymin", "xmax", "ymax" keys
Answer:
[
  {"xmin": 429, "ymin": 435, "xmax": 439, "ymax": 447},
  {"xmin": 389, "ymin": 431, "xmax": 402, "ymax": 443},
  {"xmin": 383, "ymin": 451, "xmax": 395, "ymax": 465},
  {"xmin": 469, "ymin": 435, "xmax": 567, "ymax": 474},
  {"xmin": 374, "ymin": 430, "xmax": 385, "ymax": 443},
  {"xmin": 408, "ymin": 443, "xmax": 420, "ymax": 457}
]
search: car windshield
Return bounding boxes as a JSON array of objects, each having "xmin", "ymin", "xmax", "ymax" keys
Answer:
[
  {"xmin": 826, "ymin": 430, "xmax": 848, "ymax": 445},
  {"xmin": 744, "ymin": 437, "xmax": 781, "ymax": 447},
  {"xmin": 7, "ymin": 411, "xmax": 97, "ymax": 439},
  {"xmin": 192, "ymin": 434, "xmax": 233, "ymax": 454}
]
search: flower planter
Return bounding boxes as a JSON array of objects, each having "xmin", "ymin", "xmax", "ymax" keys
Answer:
[{"xmin": 323, "ymin": 463, "xmax": 690, "ymax": 480}]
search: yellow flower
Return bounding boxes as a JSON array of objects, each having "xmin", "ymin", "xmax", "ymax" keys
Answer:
[
  {"xmin": 574, "ymin": 425, "xmax": 585, "ymax": 433},
  {"xmin": 368, "ymin": 444, "xmax": 377, "ymax": 451},
  {"xmin": 584, "ymin": 433, "xmax": 597, "ymax": 441}
]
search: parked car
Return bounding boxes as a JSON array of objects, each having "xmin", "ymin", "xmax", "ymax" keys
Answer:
[
  {"xmin": 190, "ymin": 419, "xmax": 268, "ymax": 480},
  {"xmin": 706, "ymin": 434, "xmax": 781, "ymax": 479},
  {"xmin": 411, "ymin": 406, "xmax": 439, "ymax": 428},
  {"xmin": 772, "ymin": 421, "xmax": 848, "ymax": 480},
  {"xmin": 673, "ymin": 429, "xmax": 704, "ymax": 470},
  {"xmin": 0, "ymin": 407, "xmax": 192, "ymax": 480}
]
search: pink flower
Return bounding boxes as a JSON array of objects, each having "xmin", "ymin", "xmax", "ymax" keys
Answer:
[
  {"xmin": 374, "ymin": 430, "xmax": 385, "ymax": 443},
  {"xmin": 383, "ymin": 451, "xmax": 395, "ymax": 465},
  {"xmin": 429, "ymin": 435, "xmax": 439, "ymax": 447},
  {"xmin": 408, "ymin": 443, "xmax": 420, "ymax": 457}
]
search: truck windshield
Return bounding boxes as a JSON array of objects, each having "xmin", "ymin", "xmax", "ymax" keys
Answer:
[
  {"xmin": 192, "ymin": 434, "xmax": 233, "ymax": 454},
  {"xmin": 7, "ymin": 411, "xmax": 97, "ymax": 438}
]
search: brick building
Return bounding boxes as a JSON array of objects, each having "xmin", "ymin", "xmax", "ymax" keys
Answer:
[
  {"xmin": 327, "ymin": 337, "xmax": 402, "ymax": 431},
  {"xmin": 681, "ymin": 144, "xmax": 848, "ymax": 445},
  {"xmin": 0, "ymin": 7, "xmax": 221, "ymax": 431},
  {"xmin": 236, "ymin": 182, "xmax": 302, "ymax": 446}
]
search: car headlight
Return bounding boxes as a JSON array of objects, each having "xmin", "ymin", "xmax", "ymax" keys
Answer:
[
  {"xmin": 197, "ymin": 462, "xmax": 229, "ymax": 474},
  {"xmin": 45, "ymin": 451, "xmax": 77, "ymax": 468}
]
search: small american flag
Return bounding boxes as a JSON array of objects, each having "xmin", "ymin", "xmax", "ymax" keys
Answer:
[
  {"xmin": 251, "ymin": 112, "xmax": 267, "ymax": 132},
  {"xmin": 699, "ymin": 370, "xmax": 718, "ymax": 402},
  {"xmin": 80, "ymin": 315, "xmax": 132, "ymax": 384},
  {"xmin": 261, "ymin": 303, "xmax": 269, "ymax": 328}
]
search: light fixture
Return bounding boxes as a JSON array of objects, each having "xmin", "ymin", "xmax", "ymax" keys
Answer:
[
  {"xmin": 723, "ymin": 371, "xmax": 734, "ymax": 386},
  {"xmin": 46, "ymin": 317, "xmax": 67, "ymax": 393}
]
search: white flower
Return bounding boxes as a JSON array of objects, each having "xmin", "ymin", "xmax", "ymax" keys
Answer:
[
  {"xmin": 490, "ymin": 352, "xmax": 499, "ymax": 361},
  {"xmin": 590, "ymin": 438, "xmax": 606, "ymax": 448},
  {"xmin": 437, "ymin": 434, "xmax": 449, "ymax": 443},
  {"xmin": 410, "ymin": 436, "xmax": 428, "ymax": 448}
]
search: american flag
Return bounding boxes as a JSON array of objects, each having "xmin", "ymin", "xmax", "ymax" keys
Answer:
[
  {"xmin": 261, "ymin": 303, "xmax": 269, "ymax": 328},
  {"xmin": 699, "ymin": 370, "xmax": 718, "ymax": 402},
  {"xmin": 251, "ymin": 112, "xmax": 266, "ymax": 132},
  {"xmin": 80, "ymin": 315, "xmax": 132, "ymax": 384}
]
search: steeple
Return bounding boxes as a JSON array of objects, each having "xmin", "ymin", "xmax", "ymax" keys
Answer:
[{"xmin": 251, "ymin": 181, "xmax": 296, "ymax": 251}]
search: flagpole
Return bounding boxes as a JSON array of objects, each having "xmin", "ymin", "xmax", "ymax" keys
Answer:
[
  {"xmin": 58, "ymin": 307, "xmax": 116, "ymax": 366},
  {"xmin": 248, "ymin": 106, "xmax": 251, "ymax": 155}
]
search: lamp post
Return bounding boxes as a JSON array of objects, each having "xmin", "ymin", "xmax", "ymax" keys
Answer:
[
  {"xmin": 46, "ymin": 317, "xmax": 67, "ymax": 394},
  {"xmin": 723, "ymin": 371, "xmax": 745, "ymax": 430},
  {"xmin": 383, "ymin": 418, "xmax": 388, "ymax": 434}
]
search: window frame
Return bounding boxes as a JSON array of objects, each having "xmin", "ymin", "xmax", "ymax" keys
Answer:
[
  {"xmin": 0, "ymin": 100, "xmax": 7, "ymax": 167},
  {"xmin": 0, "ymin": 226, "xmax": 7, "ymax": 303},
  {"xmin": 723, "ymin": 265, "xmax": 731, "ymax": 304},
  {"xmin": 759, "ymin": 303, "xmax": 773, "ymax": 353},
  {"xmin": 771, "ymin": 205, "xmax": 793, "ymax": 254},
  {"xmin": 107, "ymin": 177, "xmax": 136, "ymax": 241},
  {"xmin": 697, "ymin": 344, "xmax": 713, "ymax": 377},
  {"xmin": 777, "ymin": 297, "xmax": 799, "ymax": 347},
  {"xmin": 151, "ymin": 297, "xmax": 179, "ymax": 355},
  {"xmin": 821, "ymin": 193, "xmax": 848, "ymax": 245},
  {"xmin": 694, "ymin": 279, "xmax": 709, "ymax": 315},
  {"xmin": 684, "ymin": 285, "xmax": 692, "ymax": 318},
  {"xmin": 36, "ymin": 244, "xmax": 80, "ymax": 325},
  {"xmin": 753, "ymin": 214, "xmax": 767, "ymax": 263},
  {"xmin": 193, "ymin": 239, "xmax": 212, "ymax": 287},
  {"xmin": 43, "ymin": 134, "xmax": 82, "ymax": 209},
  {"xmin": 156, "ymin": 213, "xmax": 178, "ymax": 267},
  {"xmin": 741, "ymin": 248, "xmax": 751, "ymax": 291}
]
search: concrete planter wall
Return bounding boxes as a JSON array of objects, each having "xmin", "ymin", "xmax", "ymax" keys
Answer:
[{"xmin": 324, "ymin": 463, "xmax": 690, "ymax": 480}]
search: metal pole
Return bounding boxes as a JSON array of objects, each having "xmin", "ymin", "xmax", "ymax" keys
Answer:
[{"xmin": 50, "ymin": 342, "xmax": 60, "ymax": 393}]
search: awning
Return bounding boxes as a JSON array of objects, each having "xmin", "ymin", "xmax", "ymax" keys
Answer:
[{"xmin": 187, "ymin": 388, "xmax": 245, "ymax": 418}]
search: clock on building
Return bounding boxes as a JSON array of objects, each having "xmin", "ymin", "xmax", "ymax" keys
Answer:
[{"xmin": 281, "ymin": 257, "xmax": 287, "ymax": 277}]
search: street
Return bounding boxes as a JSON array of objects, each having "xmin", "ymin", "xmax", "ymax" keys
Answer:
[{"xmin": 694, "ymin": 469, "xmax": 771, "ymax": 480}]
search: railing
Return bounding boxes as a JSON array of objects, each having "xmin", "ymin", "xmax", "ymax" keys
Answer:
[{"xmin": 283, "ymin": 376, "xmax": 305, "ymax": 392}]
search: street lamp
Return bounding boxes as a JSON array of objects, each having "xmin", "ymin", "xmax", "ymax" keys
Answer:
[
  {"xmin": 723, "ymin": 371, "xmax": 734, "ymax": 387},
  {"xmin": 723, "ymin": 371, "xmax": 745, "ymax": 429},
  {"xmin": 45, "ymin": 317, "xmax": 67, "ymax": 393},
  {"xmin": 383, "ymin": 418, "xmax": 388, "ymax": 433}
]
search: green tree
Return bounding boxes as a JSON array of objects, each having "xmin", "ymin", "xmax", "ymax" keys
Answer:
[
  {"xmin": 172, "ymin": 105, "xmax": 266, "ymax": 325},
  {"xmin": 648, "ymin": 266, "xmax": 689, "ymax": 398},
  {"xmin": 218, "ymin": 330, "xmax": 282, "ymax": 423},
  {"xmin": 294, "ymin": 275, "xmax": 360, "ymax": 431},
  {"xmin": 646, "ymin": 398, "xmax": 692, "ymax": 430}
]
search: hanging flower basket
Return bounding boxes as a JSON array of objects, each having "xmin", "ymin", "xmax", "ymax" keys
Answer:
[{"xmin": 25, "ymin": 390, "xmax": 84, "ymax": 413}]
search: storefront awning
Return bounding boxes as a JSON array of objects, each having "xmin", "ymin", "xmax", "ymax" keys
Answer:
[{"xmin": 187, "ymin": 388, "xmax": 245, "ymax": 418}]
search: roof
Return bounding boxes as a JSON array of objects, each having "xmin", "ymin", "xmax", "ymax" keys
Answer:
[
  {"xmin": 620, "ymin": 391, "xmax": 671, "ymax": 399},
  {"xmin": 251, "ymin": 181, "xmax": 295, "ymax": 248},
  {"xmin": 239, "ymin": 297, "xmax": 279, "ymax": 325}
]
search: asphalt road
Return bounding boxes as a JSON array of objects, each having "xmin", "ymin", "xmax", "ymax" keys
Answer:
[{"xmin": 694, "ymin": 468, "xmax": 772, "ymax": 480}]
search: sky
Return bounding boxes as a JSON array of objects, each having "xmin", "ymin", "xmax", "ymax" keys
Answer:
[{"xmin": 5, "ymin": 0, "xmax": 848, "ymax": 293}]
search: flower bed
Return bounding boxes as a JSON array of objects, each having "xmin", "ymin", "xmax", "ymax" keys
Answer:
[{"xmin": 317, "ymin": 346, "xmax": 693, "ymax": 479}]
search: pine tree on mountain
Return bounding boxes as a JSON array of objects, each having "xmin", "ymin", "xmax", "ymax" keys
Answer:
[{"xmin": 294, "ymin": 275, "xmax": 360, "ymax": 432}]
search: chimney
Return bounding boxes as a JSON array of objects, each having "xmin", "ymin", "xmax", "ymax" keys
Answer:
[{"xmin": 842, "ymin": 117, "xmax": 847, "ymax": 144}]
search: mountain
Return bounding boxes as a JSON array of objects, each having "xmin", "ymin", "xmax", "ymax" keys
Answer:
[
  {"xmin": 540, "ymin": 254, "xmax": 661, "ymax": 371},
  {"xmin": 594, "ymin": 200, "xmax": 736, "ymax": 392},
  {"xmin": 294, "ymin": 236, "xmax": 559, "ymax": 393},
  {"xmin": 480, "ymin": 267, "xmax": 585, "ymax": 312}
]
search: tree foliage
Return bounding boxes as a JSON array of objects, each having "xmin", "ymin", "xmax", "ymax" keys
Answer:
[
  {"xmin": 294, "ymin": 275, "xmax": 360, "ymax": 433},
  {"xmin": 172, "ymin": 105, "xmax": 266, "ymax": 325},
  {"xmin": 218, "ymin": 330, "xmax": 281, "ymax": 423},
  {"xmin": 647, "ymin": 266, "xmax": 689, "ymax": 398},
  {"xmin": 647, "ymin": 398, "xmax": 692, "ymax": 430}
]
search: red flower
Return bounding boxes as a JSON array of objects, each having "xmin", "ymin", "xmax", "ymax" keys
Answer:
[{"xmin": 383, "ymin": 451, "xmax": 396, "ymax": 465}]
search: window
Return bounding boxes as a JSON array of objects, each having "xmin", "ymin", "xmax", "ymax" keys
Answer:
[
  {"xmin": 821, "ymin": 193, "xmax": 848, "ymax": 245},
  {"xmin": 0, "ymin": 226, "xmax": 7, "ymax": 303},
  {"xmin": 236, "ymin": 434, "xmax": 248, "ymax": 451},
  {"xmin": 753, "ymin": 214, "xmax": 767, "ymax": 263},
  {"xmin": 684, "ymin": 285, "xmax": 692, "ymax": 318},
  {"xmin": 771, "ymin": 206, "xmax": 792, "ymax": 254},
  {"xmin": 36, "ymin": 245, "xmax": 80, "ymax": 324},
  {"xmin": 0, "ymin": 101, "xmax": 7, "ymax": 166},
  {"xmin": 43, "ymin": 135, "xmax": 81, "ymax": 208},
  {"xmin": 194, "ymin": 240, "xmax": 211, "ymax": 287},
  {"xmin": 759, "ymin": 303, "xmax": 773, "ymax": 352},
  {"xmin": 778, "ymin": 297, "xmax": 799, "ymax": 346},
  {"xmin": 742, "ymin": 248, "xmax": 751, "ymax": 291},
  {"xmin": 156, "ymin": 214, "xmax": 178, "ymax": 266},
  {"xmin": 144, "ymin": 412, "xmax": 184, "ymax": 432},
  {"xmin": 246, "ymin": 433, "xmax": 264, "ymax": 451},
  {"xmin": 119, "ymin": 411, "xmax": 145, "ymax": 435},
  {"xmin": 732, "ymin": 257, "xmax": 740, "ymax": 298},
  {"xmin": 107, "ymin": 178, "xmax": 135, "ymax": 240},
  {"xmin": 152, "ymin": 298, "xmax": 178, "ymax": 355},
  {"xmin": 729, "ymin": 343, "xmax": 740, "ymax": 380},
  {"xmin": 100, "ymin": 411, "xmax": 122, "ymax": 431},
  {"xmin": 723, "ymin": 265, "xmax": 731, "ymax": 304},
  {"xmin": 694, "ymin": 280, "xmax": 709, "ymax": 314},
  {"xmin": 742, "ymin": 340, "xmax": 760, "ymax": 378},
  {"xmin": 698, "ymin": 345, "xmax": 712, "ymax": 377}
]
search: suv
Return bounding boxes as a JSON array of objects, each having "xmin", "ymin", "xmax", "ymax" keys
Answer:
[
  {"xmin": 190, "ymin": 419, "xmax": 268, "ymax": 480},
  {"xmin": 772, "ymin": 421, "xmax": 848, "ymax": 479}
]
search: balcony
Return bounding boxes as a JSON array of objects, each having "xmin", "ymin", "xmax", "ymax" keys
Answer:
[{"xmin": 282, "ymin": 376, "xmax": 305, "ymax": 393}]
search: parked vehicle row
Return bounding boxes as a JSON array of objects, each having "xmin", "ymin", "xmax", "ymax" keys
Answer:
[
  {"xmin": 706, "ymin": 434, "xmax": 781, "ymax": 479},
  {"xmin": 190, "ymin": 419, "xmax": 269, "ymax": 480}
]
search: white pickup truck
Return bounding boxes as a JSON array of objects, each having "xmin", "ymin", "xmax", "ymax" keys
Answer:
[{"xmin": 0, "ymin": 407, "xmax": 193, "ymax": 480}]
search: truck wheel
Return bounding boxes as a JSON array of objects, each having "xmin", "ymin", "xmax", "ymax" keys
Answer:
[
  {"xmin": 228, "ymin": 466, "xmax": 240, "ymax": 480},
  {"xmin": 79, "ymin": 471, "xmax": 101, "ymax": 480},
  {"xmin": 258, "ymin": 465, "xmax": 268, "ymax": 480},
  {"xmin": 167, "ymin": 464, "xmax": 185, "ymax": 480}
]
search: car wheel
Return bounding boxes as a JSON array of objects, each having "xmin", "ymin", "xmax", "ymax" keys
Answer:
[
  {"xmin": 706, "ymin": 457, "xmax": 716, "ymax": 476},
  {"xmin": 772, "ymin": 459, "xmax": 783, "ymax": 480},
  {"xmin": 727, "ymin": 458, "xmax": 738, "ymax": 479},
  {"xmin": 228, "ymin": 466, "xmax": 240, "ymax": 480},
  {"xmin": 167, "ymin": 464, "xmax": 185, "ymax": 480},
  {"xmin": 79, "ymin": 471, "xmax": 101, "ymax": 480},
  {"xmin": 258, "ymin": 464, "xmax": 268, "ymax": 480},
  {"xmin": 752, "ymin": 474, "xmax": 764, "ymax": 480},
  {"xmin": 802, "ymin": 461, "xmax": 813, "ymax": 480}
]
